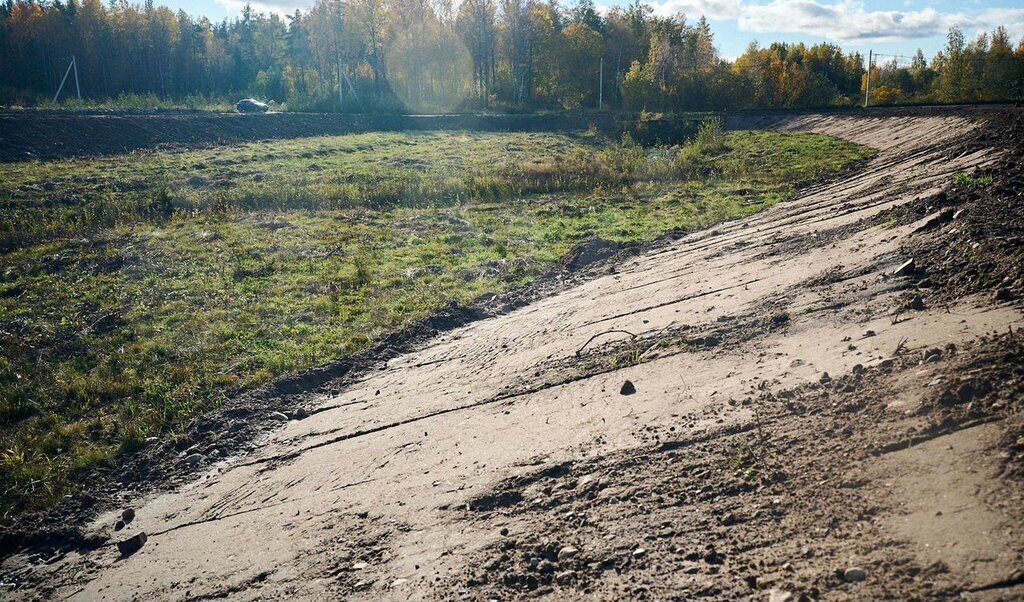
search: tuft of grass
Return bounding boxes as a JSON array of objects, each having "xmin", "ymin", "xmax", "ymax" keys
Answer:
[
  {"xmin": 953, "ymin": 172, "xmax": 993, "ymax": 188},
  {"xmin": 0, "ymin": 128, "xmax": 874, "ymax": 520}
]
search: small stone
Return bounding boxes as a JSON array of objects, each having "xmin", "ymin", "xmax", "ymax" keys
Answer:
[
  {"xmin": 269, "ymin": 411, "xmax": 289, "ymax": 421},
  {"xmin": 116, "ymin": 532, "xmax": 147, "ymax": 557},
  {"xmin": 558, "ymin": 547, "xmax": 579, "ymax": 561},
  {"xmin": 290, "ymin": 408, "xmax": 309, "ymax": 420},
  {"xmin": 500, "ymin": 527, "xmax": 509, "ymax": 536},
  {"xmin": 121, "ymin": 508, "xmax": 135, "ymax": 523},
  {"xmin": 843, "ymin": 566, "xmax": 867, "ymax": 582},
  {"xmin": 852, "ymin": 364, "xmax": 864, "ymax": 374},
  {"xmin": 352, "ymin": 561, "xmax": 368, "ymax": 570},
  {"xmin": 802, "ymin": 546, "xmax": 814, "ymax": 558},
  {"xmin": 183, "ymin": 453, "xmax": 204, "ymax": 466},
  {"xmin": 537, "ymin": 559, "xmax": 556, "ymax": 573},
  {"xmin": 768, "ymin": 589, "xmax": 795, "ymax": 602},
  {"xmin": 908, "ymin": 294, "xmax": 925, "ymax": 310},
  {"xmin": 632, "ymin": 547, "xmax": 647, "ymax": 558},
  {"xmin": 819, "ymin": 372, "xmax": 831, "ymax": 384},
  {"xmin": 879, "ymin": 359, "xmax": 894, "ymax": 369},
  {"xmin": 864, "ymin": 330, "xmax": 876, "ymax": 337},
  {"xmin": 114, "ymin": 520, "xmax": 125, "ymax": 531},
  {"xmin": 620, "ymin": 380, "xmax": 636, "ymax": 395},
  {"xmin": 922, "ymin": 348, "xmax": 942, "ymax": 363},
  {"xmin": 994, "ymin": 288, "xmax": 1014, "ymax": 302},
  {"xmin": 893, "ymin": 258, "xmax": 916, "ymax": 277}
]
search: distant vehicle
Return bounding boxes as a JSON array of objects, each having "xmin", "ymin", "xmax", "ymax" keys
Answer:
[{"xmin": 236, "ymin": 98, "xmax": 269, "ymax": 113}]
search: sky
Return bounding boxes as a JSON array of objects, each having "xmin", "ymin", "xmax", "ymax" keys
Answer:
[{"xmin": 163, "ymin": 0, "xmax": 1024, "ymax": 62}]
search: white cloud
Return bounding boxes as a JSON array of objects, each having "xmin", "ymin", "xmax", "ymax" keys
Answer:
[
  {"xmin": 739, "ymin": 1, "xmax": 952, "ymax": 42},
  {"xmin": 214, "ymin": 0, "xmax": 313, "ymax": 17},
  {"xmin": 649, "ymin": 0, "xmax": 743, "ymax": 20},
  {"xmin": 643, "ymin": 0, "xmax": 1024, "ymax": 43}
]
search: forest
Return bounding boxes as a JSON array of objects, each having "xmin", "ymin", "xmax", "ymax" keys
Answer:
[{"xmin": 1, "ymin": 0, "xmax": 1024, "ymax": 112}]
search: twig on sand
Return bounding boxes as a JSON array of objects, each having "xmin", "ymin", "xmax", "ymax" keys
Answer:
[{"xmin": 575, "ymin": 329, "xmax": 637, "ymax": 357}]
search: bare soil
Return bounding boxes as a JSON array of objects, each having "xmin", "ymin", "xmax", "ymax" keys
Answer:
[
  {"xmin": 0, "ymin": 111, "xmax": 700, "ymax": 163},
  {"xmin": 2, "ymin": 106, "xmax": 1023, "ymax": 601}
]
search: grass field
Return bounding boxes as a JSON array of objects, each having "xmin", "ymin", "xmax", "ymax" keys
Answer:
[{"xmin": 0, "ymin": 124, "xmax": 874, "ymax": 520}]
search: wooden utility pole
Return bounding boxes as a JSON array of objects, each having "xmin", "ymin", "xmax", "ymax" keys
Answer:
[{"xmin": 598, "ymin": 57, "xmax": 603, "ymax": 110}]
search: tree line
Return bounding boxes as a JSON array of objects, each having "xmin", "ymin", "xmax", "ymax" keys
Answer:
[{"xmin": 2, "ymin": 0, "xmax": 1023, "ymax": 112}]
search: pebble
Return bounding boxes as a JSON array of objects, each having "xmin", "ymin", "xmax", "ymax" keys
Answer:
[
  {"xmin": 768, "ymin": 590, "xmax": 794, "ymax": 602},
  {"xmin": 290, "ymin": 408, "xmax": 309, "ymax": 420},
  {"xmin": 116, "ymin": 532, "xmax": 147, "ymax": 557},
  {"xmin": 557, "ymin": 547, "xmax": 579, "ymax": 561},
  {"xmin": 843, "ymin": 566, "xmax": 867, "ymax": 582},
  {"xmin": 121, "ymin": 508, "xmax": 135, "ymax": 523},
  {"xmin": 183, "ymin": 453, "xmax": 204, "ymax": 466},
  {"xmin": 352, "ymin": 561, "xmax": 368, "ymax": 570},
  {"xmin": 893, "ymin": 258, "xmax": 916, "ymax": 276},
  {"xmin": 620, "ymin": 380, "xmax": 637, "ymax": 395},
  {"xmin": 632, "ymin": 547, "xmax": 647, "ymax": 558},
  {"xmin": 909, "ymin": 294, "xmax": 925, "ymax": 310}
]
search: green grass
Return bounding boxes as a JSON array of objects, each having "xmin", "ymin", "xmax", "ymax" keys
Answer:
[
  {"xmin": 0, "ymin": 127, "xmax": 874, "ymax": 520},
  {"xmin": 953, "ymin": 172, "xmax": 993, "ymax": 188}
]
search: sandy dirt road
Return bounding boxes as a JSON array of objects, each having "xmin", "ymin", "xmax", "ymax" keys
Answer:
[{"xmin": 6, "ymin": 109, "xmax": 1023, "ymax": 600}]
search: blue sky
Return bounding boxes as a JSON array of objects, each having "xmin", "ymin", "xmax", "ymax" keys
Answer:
[{"xmin": 164, "ymin": 0, "xmax": 1024, "ymax": 61}]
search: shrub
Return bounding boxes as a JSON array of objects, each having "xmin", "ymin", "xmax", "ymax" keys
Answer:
[{"xmin": 694, "ymin": 117, "xmax": 726, "ymax": 152}]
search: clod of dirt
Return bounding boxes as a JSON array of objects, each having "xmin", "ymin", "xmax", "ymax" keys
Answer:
[
  {"xmin": 563, "ymin": 237, "xmax": 621, "ymax": 272},
  {"xmin": 994, "ymin": 287, "xmax": 1015, "ymax": 302},
  {"xmin": 908, "ymin": 294, "xmax": 925, "ymax": 310},
  {"xmin": 914, "ymin": 208, "xmax": 955, "ymax": 233},
  {"xmin": 843, "ymin": 567, "xmax": 867, "ymax": 583},
  {"xmin": 620, "ymin": 380, "xmax": 637, "ymax": 395},
  {"xmin": 893, "ymin": 258, "xmax": 916, "ymax": 277},
  {"xmin": 116, "ymin": 532, "xmax": 147, "ymax": 557}
]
